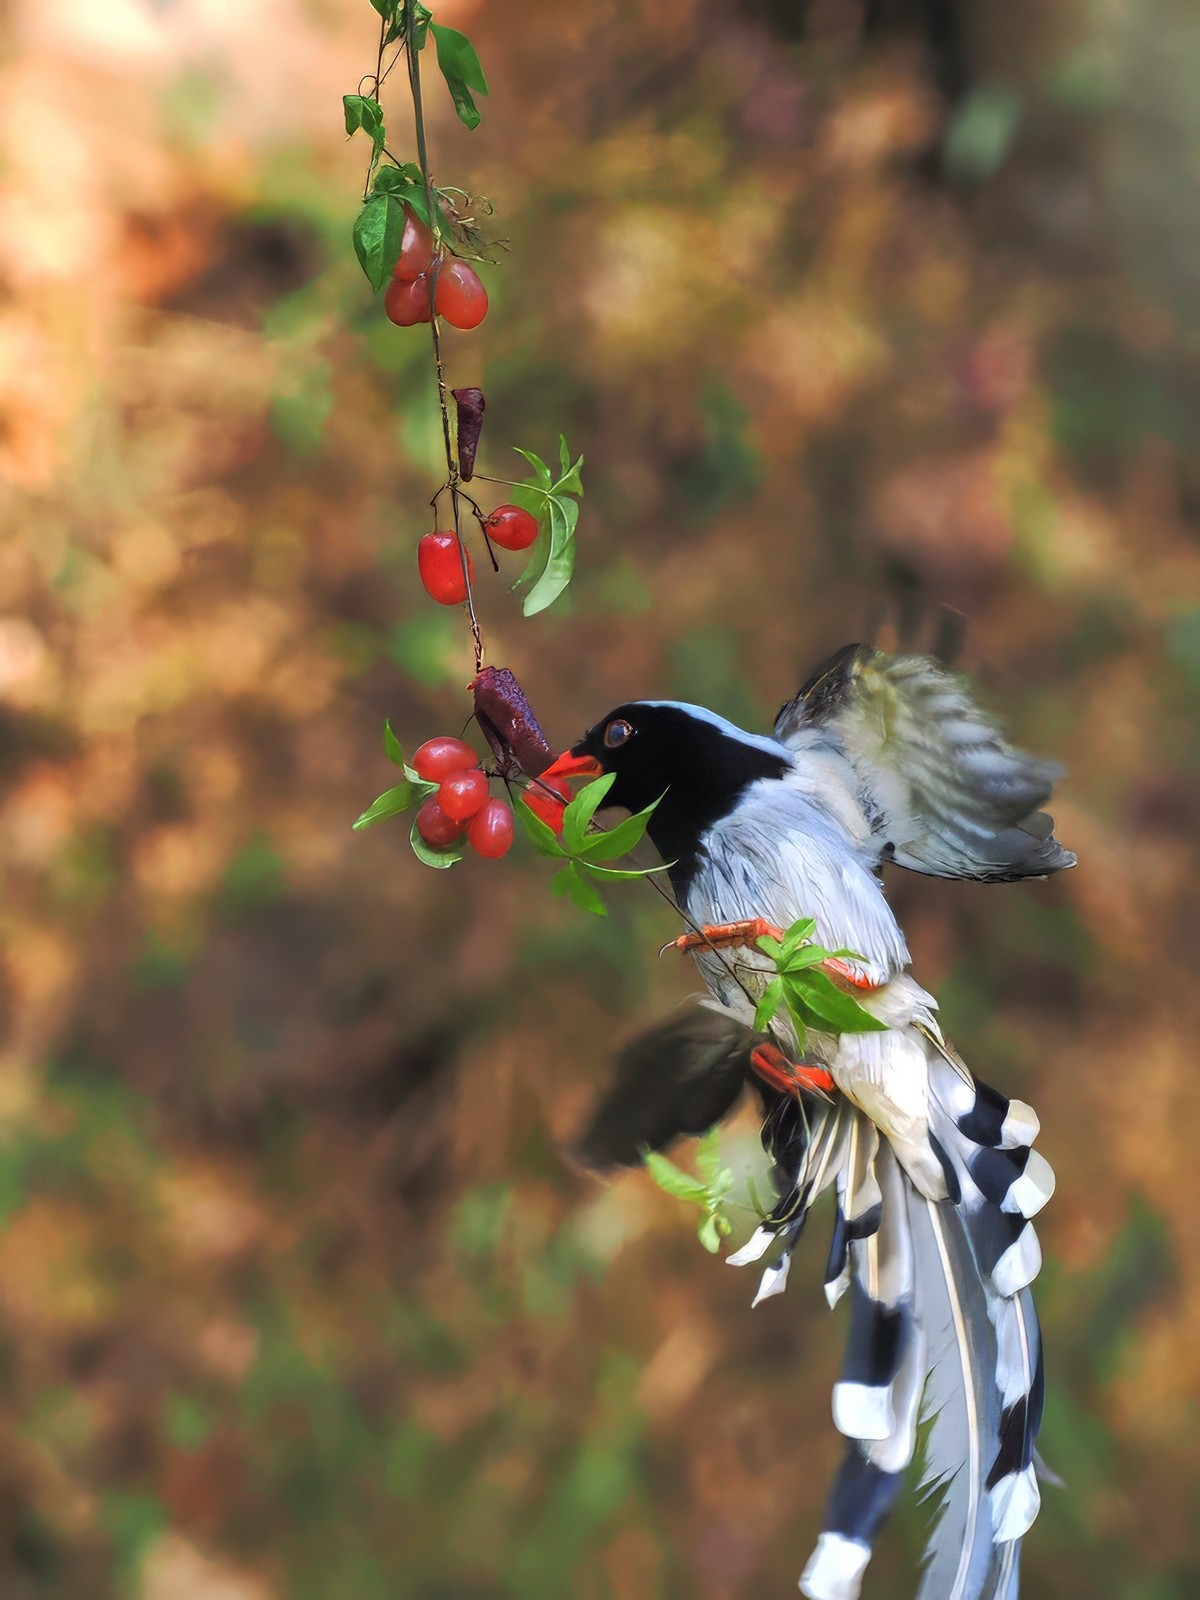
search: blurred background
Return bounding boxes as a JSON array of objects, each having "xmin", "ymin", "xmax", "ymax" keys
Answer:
[{"xmin": 1, "ymin": 0, "xmax": 1199, "ymax": 1595}]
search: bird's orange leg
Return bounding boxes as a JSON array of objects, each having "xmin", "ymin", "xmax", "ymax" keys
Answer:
[
  {"xmin": 668, "ymin": 918, "xmax": 784, "ymax": 953},
  {"xmin": 667, "ymin": 922, "xmax": 882, "ymax": 994},
  {"xmin": 750, "ymin": 1041, "xmax": 835, "ymax": 1097}
]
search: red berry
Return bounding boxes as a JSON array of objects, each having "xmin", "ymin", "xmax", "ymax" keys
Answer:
[
  {"xmin": 523, "ymin": 774, "xmax": 570, "ymax": 834},
  {"xmin": 485, "ymin": 505, "xmax": 540, "ymax": 551},
  {"xmin": 384, "ymin": 274, "xmax": 432, "ymax": 327},
  {"xmin": 412, "ymin": 736, "xmax": 479, "ymax": 782},
  {"xmin": 393, "ymin": 208, "xmax": 436, "ymax": 282},
  {"xmin": 468, "ymin": 798, "xmax": 514, "ymax": 859},
  {"xmin": 437, "ymin": 767, "xmax": 490, "ymax": 823},
  {"xmin": 416, "ymin": 798, "xmax": 463, "ymax": 849},
  {"xmin": 434, "ymin": 260, "xmax": 488, "ymax": 330},
  {"xmin": 418, "ymin": 532, "xmax": 474, "ymax": 605}
]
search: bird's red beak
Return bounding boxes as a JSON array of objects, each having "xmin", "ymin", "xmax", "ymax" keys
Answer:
[{"xmin": 539, "ymin": 749, "xmax": 604, "ymax": 782}]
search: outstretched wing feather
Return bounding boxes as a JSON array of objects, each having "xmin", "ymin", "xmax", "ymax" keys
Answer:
[{"xmin": 774, "ymin": 646, "xmax": 1075, "ymax": 882}]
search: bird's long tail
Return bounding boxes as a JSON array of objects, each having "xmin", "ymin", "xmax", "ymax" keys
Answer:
[{"xmin": 731, "ymin": 1063, "xmax": 1051, "ymax": 1600}]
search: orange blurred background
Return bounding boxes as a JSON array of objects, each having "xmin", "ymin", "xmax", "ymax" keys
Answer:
[{"xmin": 1, "ymin": 0, "xmax": 1199, "ymax": 1595}]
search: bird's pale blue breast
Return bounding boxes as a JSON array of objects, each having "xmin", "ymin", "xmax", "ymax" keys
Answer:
[{"xmin": 686, "ymin": 775, "xmax": 911, "ymax": 983}]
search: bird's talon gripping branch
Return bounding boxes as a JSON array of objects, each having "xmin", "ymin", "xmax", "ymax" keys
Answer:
[
  {"xmin": 669, "ymin": 918, "xmax": 785, "ymax": 954},
  {"xmin": 750, "ymin": 1041, "xmax": 835, "ymax": 1097}
]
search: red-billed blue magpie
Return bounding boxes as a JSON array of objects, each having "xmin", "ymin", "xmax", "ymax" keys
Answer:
[{"xmin": 544, "ymin": 644, "xmax": 1073, "ymax": 1600}]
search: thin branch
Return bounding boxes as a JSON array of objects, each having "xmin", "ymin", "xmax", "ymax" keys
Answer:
[
  {"xmin": 362, "ymin": 11, "xmax": 390, "ymax": 201},
  {"xmin": 403, "ymin": 1, "xmax": 484, "ymax": 673}
]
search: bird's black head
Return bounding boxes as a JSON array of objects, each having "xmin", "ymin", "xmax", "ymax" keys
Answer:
[{"xmin": 543, "ymin": 701, "xmax": 791, "ymax": 895}]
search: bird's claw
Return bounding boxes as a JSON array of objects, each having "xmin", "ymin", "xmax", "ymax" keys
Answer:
[{"xmin": 750, "ymin": 1041, "xmax": 835, "ymax": 1098}]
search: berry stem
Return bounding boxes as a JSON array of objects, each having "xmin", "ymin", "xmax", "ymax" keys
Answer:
[
  {"xmin": 362, "ymin": 11, "xmax": 390, "ymax": 201},
  {"xmin": 471, "ymin": 473, "xmax": 558, "ymax": 506},
  {"xmin": 404, "ymin": 0, "xmax": 484, "ymax": 674},
  {"xmin": 456, "ymin": 488, "xmax": 500, "ymax": 571}
]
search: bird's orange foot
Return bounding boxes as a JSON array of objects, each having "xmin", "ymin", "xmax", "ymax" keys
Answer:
[
  {"xmin": 820, "ymin": 955, "xmax": 880, "ymax": 993},
  {"xmin": 667, "ymin": 918, "xmax": 785, "ymax": 955},
  {"xmin": 750, "ymin": 1041, "xmax": 835, "ymax": 1097}
]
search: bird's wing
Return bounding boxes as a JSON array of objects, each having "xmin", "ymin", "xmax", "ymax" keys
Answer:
[
  {"xmin": 773, "ymin": 644, "xmax": 1076, "ymax": 882},
  {"xmin": 571, "ymin": 1004, "xmax": 756, "ymax": 1171}
]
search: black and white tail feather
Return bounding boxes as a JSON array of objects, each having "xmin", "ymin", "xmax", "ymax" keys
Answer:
[{"xmin": 729, "ymin": 1064, "xmax": 1051, "ymax": 1600}]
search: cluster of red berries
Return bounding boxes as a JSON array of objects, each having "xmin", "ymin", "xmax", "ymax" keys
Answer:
[
  {"xmin": 384, "ymin": 209, "xmax": 488, "ymax": 331},
  {"xmin": 417, "ymin": 504, "xmax": 540, "ymax": 605},
  {"xmin": 412, "ymin": 736, "xmax": 514, "ymax": 858}
]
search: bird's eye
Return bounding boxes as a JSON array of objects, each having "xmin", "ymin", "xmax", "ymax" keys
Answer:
[{"xmin": 603, "ymin": 718, "xmax": 633, "ymax": 749}]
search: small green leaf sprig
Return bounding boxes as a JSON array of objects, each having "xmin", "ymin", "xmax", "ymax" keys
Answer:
[
  {"xmin": 753, "ymin": 918, "xmax": 889, "ymax": 1044},
  {"xmin": 515, "ymin": 773, "xmax": 669, "ymax": 915},
  {"xmin": 471, "ymin": 438, "xmax": 584, "ymax": 618},
  {"xmin": 643, "ymin": 1129, "xmax": 734, "ymax": 1254}
]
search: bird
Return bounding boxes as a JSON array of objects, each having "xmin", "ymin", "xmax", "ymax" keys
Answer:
[{"xmin": 539, "ymin": 642, "xmax": 1075, "ymax": 1600}]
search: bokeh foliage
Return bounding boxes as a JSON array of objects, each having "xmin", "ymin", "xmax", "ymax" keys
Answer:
[{"xmin": 0, "ymin": 1, "xmax": 1198, "ymax": 1596}]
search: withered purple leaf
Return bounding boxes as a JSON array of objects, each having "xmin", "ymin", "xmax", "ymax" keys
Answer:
[
  {"xmin": 470, "ymin": 666, "xmax": 552, "ymax": 778},
  {"xmin": 451, "ymin": 387, "xmax": 485, "ymax": 481}
]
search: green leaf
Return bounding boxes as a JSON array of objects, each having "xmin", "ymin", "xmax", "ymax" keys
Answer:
[
  {"xmin": 372, "ymin": 165, "xmax": 432, "ymax": 227},
  {"xmin": 409, "ymin": 817, "xmax": 463, "ymax": 869},
  {"xmin": 755, "ymin": 934, "xmax": 784, "ymax": 962},
  {"xmin": 504, "ymin": 444, "xmax": 585, "ymax": 617},
  {"xmin": 783, "ymin": 969, "xmax": 888, "ymax": 1034},
  {"xmin": 574, "ymin": 859, "xmax": 671, "ymax": 881},
  {"xmin": 522, "ymin": 494, "xmax": 578, "ymax": 617},
  {"xmin": 429, "ymin": 22, "xmax": 489, "ymax": 130},
  {"xmin": 561, "ymin": 773, "xmax": 617, "ymax": 854},
  {"xmin": 353, "ymin": 782, "xmax": 417, "ymax": 830},
  {"xmin": 754, "ymin": 979, "xmax": 784, "ymax": 1032},
  {"xmin": 386, "ymin": 1, "xmax": 429, "ymax": 46},
  {"xmin": 368, "ymin": 0, "xmax": 399, "ymax": 20},
  {"xmin": 643, "ymin": 1150, "xmax": 710, "ymax": 1205},
  {"xmin": 343, "ymin": 94, "xmax": 385, "ymax": 157},
  {"xmin": 353, "ymin": 192, "xmax": 408, "ymax": 292},
  {"xmin": 343, "ymin": 94, "xmax": 365, "ymax": 135},
  {"xmin": 697, "ymin": 1212, "xmax": 723, "ymax": 1253},
  {"xmin": 778, "ymin": 917, "xmax": 817, "ymax": 959},
  {"xmin": 509, "ymin": 516, "xmax": 550, "ymax": 593},
  {"xmin": 573, "ymin": 793, "xmax": 663, "ymax": 862},
  {"xmin": 512, "ymin": 446, "xmax": 552, "ymax": 489},
  {"xmin": 516, "ymin": 795, "xmax": 568, "ymax": 859},
  {"xmin": 553, "ymin": 438, "xmax": 585, "ymax": 498},
  {"xmin": 780, "ymin": 945, "xmax": 828, "ymax": 974},
  {"xmin": 384, "ymin": 720, "xmax": 405, "ymax": 767},
  {"xmin": 551, "ymin": 862, "xmax": 606, "ymax": 916}
]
